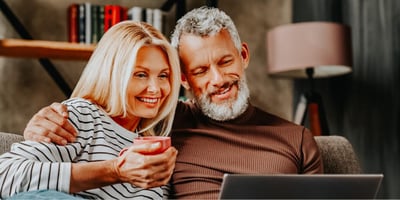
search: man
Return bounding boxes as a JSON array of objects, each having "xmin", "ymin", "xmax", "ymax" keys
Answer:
[{"xmin": 24, "ymin": 7, "xmax": 322, "ymax": 199}]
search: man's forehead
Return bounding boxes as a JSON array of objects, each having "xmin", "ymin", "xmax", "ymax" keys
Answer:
[
  {"xmin": 178, "ymin": 34, "xmax": 205, "ymax": 50},
  {"xmin": 180, "ymin": 45, "xmax": 232, "ymax": 69},
  {"xmin": 179, "ymin": 31, "xmax": 234, "ymax": 53}
]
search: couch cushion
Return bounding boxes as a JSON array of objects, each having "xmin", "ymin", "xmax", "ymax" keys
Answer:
[{"xmin": 314, "ymin": 135, "xmax": 362, "ymax": 174}]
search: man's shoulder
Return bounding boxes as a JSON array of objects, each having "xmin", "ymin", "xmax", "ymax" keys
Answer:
[
  {"xmin": 250, "ymin": 105, "xmax": 299, "ymax": 127},
  {"xmin": 176, "ymin": 99, "xmax": 198, "ymax": 114}
]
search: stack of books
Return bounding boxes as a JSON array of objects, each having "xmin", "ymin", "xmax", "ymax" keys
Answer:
[{"xmin": 68, "ymin": 3, "xmax": 165, "ymax": 44}]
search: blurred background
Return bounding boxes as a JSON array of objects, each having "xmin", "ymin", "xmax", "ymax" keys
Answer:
[{"xmin": 1, "ymin": 0, "xmax": 399, "ymax": 198}]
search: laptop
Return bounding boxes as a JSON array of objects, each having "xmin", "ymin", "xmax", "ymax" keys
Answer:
[{"xmin": 219, "ymin": 174, "xmax": 383, "ymax": 199}]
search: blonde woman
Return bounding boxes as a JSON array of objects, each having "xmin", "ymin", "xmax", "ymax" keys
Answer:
[{"xmin": 0, "ymin": 21, "xmax": 180, "ymax": 199}]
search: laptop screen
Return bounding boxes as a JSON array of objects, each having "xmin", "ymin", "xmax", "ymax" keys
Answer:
[{"xmin": 219, "ymin": 174, "xmax": 383, "ymax": 199}]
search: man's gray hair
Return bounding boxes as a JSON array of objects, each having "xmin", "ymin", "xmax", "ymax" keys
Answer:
[{"xmin": 170, "ymin": 6, "xmax": 242, "ymax": 53}]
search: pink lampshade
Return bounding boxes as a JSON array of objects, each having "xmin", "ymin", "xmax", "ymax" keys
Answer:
[{"xmin": 267, "ymin": 22, "xmax": 352, "ymax": 78}]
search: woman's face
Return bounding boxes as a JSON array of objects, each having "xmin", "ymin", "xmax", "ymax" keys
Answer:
[{"xmin": 127, "ymin": 45, "xmax": 171, "ymax": 119}]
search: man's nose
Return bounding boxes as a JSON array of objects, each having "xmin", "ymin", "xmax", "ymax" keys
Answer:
[{"xmin": 209, "ymin": 66, "xmax": 224, "ymax": 86}]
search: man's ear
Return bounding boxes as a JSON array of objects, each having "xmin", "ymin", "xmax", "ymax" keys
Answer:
[
  {"xmin": 240, "ymin": 42, "xmax": 250, "ymax": 69},
  {"xmin": 181, "ymin": 73, "xmax": 190, "ymax": 90}
]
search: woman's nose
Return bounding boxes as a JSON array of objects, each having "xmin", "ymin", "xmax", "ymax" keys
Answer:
[{"xmin": 147, "ymin": 78, "xmax": 160, "ymax": 93}]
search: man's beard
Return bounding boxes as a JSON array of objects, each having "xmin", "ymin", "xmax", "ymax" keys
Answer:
[{"xmin": 193, "ymin": 77, "xmax": 250, "ymax": 121}]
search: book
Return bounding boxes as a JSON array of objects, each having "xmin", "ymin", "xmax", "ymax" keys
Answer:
[
  {"xmin": 104, "ymin": 4, "xmax": 113, "ymax": 32},
  {"xmin": 128, "ymin": 6, "xmax": 143, "ymax": 22},
  {"xmin": 120, "ymin": 6, "xmax": 128, "ymax": 22},
  {"xmin": 145, "ymin": 8, "xmax": 153, "ymax": 25},
  {"xmin": 69, "ymin": 3, "xmax": 168, "ymax": 43},
  {"xmin": 78, "ymin": 4, "xmax": 86, "ymax": 44},
  {"xmin": 90, "ymin": 4, "xmax": 99, "ymax": 43},
  {"xmin": 153, "ymin": 8, "xmax": 164, "ymax": 32},
  {"xmin": 111, "ymin": 5, "xmax": 121, "ymax": 26},
  {"xmin": 98, "ymin": 6, "xmax": 105, "ymax": 41},
  {"xmin": 67, "ymin": 4, "xmax": 78, "ymax": 43},
  {"xmin": 84, "ymin": 2, "xmax": 91, "ymax": 44},
  {"xmin": 104, "ymin": 5, "xmax": 127, "ymax": 32}
]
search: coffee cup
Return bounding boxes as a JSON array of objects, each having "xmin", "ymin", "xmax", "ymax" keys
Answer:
[
  {"xmin": 119, "ymin": 136, "xmax": 171, "ymax": 156},
  {"xmin": 133, "ymin": 136, "xmax": 171, "ymax": 155}
]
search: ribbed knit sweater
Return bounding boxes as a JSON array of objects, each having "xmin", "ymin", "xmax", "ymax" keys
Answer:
[{"xmin": 170, "ymin": 100, "xmax": 323, "ymax": 199}]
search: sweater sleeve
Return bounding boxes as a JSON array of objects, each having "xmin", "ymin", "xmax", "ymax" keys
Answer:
[
  {"xmin": 0, "ymin": 141, "xmax": 76, "ymax": 198},
  {"xmin": 301, "ymin": 128, "xmax": 324, "ymax": 173}
]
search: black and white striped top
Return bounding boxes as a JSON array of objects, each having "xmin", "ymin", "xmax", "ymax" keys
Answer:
[{"xmin": 0, "ymin": 98, "xmax": 167, "ymax": 199}]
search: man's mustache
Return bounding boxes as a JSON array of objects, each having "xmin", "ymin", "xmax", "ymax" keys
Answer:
[{"xmin": 207, "ymin": 79, "xmax": 240, "ymax": 95}]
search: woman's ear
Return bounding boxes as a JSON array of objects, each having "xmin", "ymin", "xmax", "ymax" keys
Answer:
[
  {"xmin": 181, "ymin": 73, "xmax": 190, "ymax": 90},
  {"xmin": 241, "ymin": 42, "xmax": 250, "ymax": 69}
]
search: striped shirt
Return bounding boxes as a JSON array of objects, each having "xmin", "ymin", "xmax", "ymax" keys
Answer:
[{"xmin": 0, "ymin": 98, "xmax": 167, "ymax": 199}]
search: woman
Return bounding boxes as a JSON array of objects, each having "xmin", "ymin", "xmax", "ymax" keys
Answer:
[{"xmin": 0, "ymin": 21, "xmax": 180, "ymax": 199}]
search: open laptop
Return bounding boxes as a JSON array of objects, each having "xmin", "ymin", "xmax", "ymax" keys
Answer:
[{"xmin": 219, "ymin": 174, "xmax": 383, "ymax": 199}]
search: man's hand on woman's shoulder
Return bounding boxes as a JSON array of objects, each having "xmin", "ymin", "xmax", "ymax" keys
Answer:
[{"xmin": 24, "ymin": 102, "xmax": 77, "ymax": 145}]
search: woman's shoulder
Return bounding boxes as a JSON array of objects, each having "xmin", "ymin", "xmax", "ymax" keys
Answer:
[
  {"xmin": 63, "ymin": 97, "xmax": 96, "ymax": 108},
  {"xmin": 63, "ymin": 98, "xmax": 101, "ymax": 112},
  {"xmin": 62, "ymin": 97, "xmax": 105, "ymax": 121}
]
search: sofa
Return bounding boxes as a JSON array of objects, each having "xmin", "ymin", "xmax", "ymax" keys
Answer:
[
  {"xmin": 0, "ymin": 131, "xmax": 362, "ymax": 173},
  {"xmin": 0, "ymin": 131, "xmax": 24, "ymax": 155}
]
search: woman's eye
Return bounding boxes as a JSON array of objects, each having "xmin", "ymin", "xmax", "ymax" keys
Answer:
[
  {"xmin": 159, "ymin": 72, "xmax": 170, "ymax": 79},
  {"xmin": 134, "ymin": 72, "xmax": 147, "ymax": 78}
]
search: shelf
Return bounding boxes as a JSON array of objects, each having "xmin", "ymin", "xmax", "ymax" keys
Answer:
[
  {"xmin": 0, "ymin": 0, "xmax": 189, "ymax": 96},
  {"xmin": 0, "ymin": 39, "xmax": 95, "ymax": 60}
]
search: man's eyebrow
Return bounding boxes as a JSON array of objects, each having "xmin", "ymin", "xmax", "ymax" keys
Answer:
[{"xmin": 220, "ymin": 54, "xmax": 234, "ymax": 59}]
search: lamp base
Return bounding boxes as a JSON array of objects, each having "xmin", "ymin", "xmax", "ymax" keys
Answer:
[{"xmin": 294, "ymin": 92, "xmax": 329, "ymax": 136}]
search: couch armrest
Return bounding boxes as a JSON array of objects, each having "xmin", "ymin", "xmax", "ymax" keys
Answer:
[
  {"xmin": 314, "ymin": 135, "xmax": 362, "ymax": 174},
  {"xmin": 0, "ymin": 132, "xmax": 24, "ymax": 155}
]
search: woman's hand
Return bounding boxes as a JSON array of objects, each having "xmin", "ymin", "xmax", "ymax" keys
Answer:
[
  {"xmin": 114, "ymin": 142, "xmax": 178, "ymax": 188},
  {"xmin": 70, "ymin": 143, "xmax": 177, "ymax": 193}
]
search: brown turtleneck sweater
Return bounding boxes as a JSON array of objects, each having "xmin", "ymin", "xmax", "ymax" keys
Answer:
[{"xmin": 170, "ymin": 100, "xmax": 323, "ymax": 199}]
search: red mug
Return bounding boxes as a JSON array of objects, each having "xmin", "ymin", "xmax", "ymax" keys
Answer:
[{"xmin": 119, "ymin": 136, "xmax": 171, "ymax": 156}]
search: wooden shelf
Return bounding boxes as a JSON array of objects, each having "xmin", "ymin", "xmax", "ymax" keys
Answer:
[{"xmin": 0, "ymin": 39, "xmax": 95, "ymax": 60}]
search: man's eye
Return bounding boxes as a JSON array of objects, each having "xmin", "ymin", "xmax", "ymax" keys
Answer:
[
  {"xmin": 220, "ymin": 59, "xmax": 232, "ymax": 66},
  {"xmin": 192, "ymin": 67, "xmax": 208, "ymax": 76}
]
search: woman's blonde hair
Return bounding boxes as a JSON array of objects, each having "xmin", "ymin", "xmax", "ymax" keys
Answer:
[{"xmin": 71, "ymin": 21, "xmax": 181, "ymax": 136}]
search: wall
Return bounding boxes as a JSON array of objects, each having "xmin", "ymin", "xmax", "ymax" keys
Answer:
[{"xmin": 0, "ymin": 0, "xmax": 292, "ymax": 134}]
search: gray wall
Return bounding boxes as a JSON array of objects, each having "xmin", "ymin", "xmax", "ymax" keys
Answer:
[{"xmin": 0, "ymin": 0, "xmax": 293, "ymax": 134}]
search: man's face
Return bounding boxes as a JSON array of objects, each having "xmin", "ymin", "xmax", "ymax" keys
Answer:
[{"xmin": 178, "ymin": 29, "xmax": 250, "ymax": 120}]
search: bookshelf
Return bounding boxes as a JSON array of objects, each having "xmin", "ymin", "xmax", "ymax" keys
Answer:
[
  {"xmin": 0, "ymin": 39, "xmax": 95, "ymax": 60},
  {"xmin": 0, "ymin": 0, "xmax": 215, "ymax": 96}
]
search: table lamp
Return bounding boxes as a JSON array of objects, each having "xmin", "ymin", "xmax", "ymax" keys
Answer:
[{"xmin": 266, "ymin": 22, "xmax": 352, "ymax": 136}]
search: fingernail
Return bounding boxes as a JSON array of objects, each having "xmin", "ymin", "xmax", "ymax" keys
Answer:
[{"xmin": 61, "ymin": 140, "xmax": 67, "ymax": 145}]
